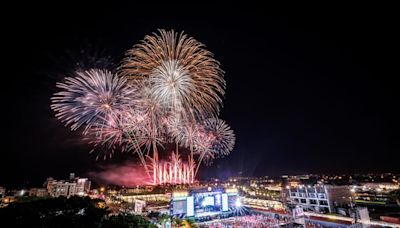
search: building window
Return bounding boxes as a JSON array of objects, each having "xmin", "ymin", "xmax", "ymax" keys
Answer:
[{"xmin": 319, "ymin": 200, "xmax": 328, "ymax": 206}]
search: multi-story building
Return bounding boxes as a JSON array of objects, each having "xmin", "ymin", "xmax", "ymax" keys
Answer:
[
  {"xmin": 46, "ymin": 173, "xmax": 91, "ymax": 198},
  {"xmin": 359, "ymin": 182, "xmax": 399, "ymax": 191},
  {"xmin": 352, "ymin": 183, "xmax": 399, "ymax": 206},
  {"xmin": 75, "ymin": 178, "xmax": 91, "ymax": 195},
  {"xmin": 47, "ymin": 180, "xmax": 77, "ymax": 197},
  {"xmin": 288, "ymin": 185, "xmax": 351, "ymax": 213},
  {"xmin": 119, "ymin": 185, "xmax": 155, "ymax": 194},
  {"xmin": 15, "ymin": 189, "xmax": 28, "ymax": 197},
  {"xmin": 0, "ymin": 186, "xmax": 5, "ymax": 199},
  {"xmin": 29, "ymin": 188, "xmax": 49, "ymax": 197}
]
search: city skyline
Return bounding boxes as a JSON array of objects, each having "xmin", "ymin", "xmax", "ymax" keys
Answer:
[{"xmin": 2, "ymin": 4, "xmax": 399, "ymax": 188}]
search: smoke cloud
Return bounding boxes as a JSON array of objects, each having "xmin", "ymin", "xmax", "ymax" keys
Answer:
[{"xmin": 88, "ymin": 161, "xmax": 151, "ymax": 186}]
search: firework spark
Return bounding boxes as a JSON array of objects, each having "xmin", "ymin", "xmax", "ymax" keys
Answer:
[{"xmin": 51, "ymin": 69, "xmax": 136, "ymax": 133}]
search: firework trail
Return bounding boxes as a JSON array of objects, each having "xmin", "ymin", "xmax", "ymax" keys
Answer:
[{"xmin": 148, "ymin": 151, "xmax": 196, "ymax": 185}]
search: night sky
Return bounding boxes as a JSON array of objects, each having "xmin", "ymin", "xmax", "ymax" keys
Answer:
[{"xmin": 2, "ymin": 4, "xmax": 399, "ymax": 188}]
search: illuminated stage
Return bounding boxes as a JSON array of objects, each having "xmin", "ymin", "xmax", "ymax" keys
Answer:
[{"xmin": 170, "ymin": 187, "xmax": 241, "ymax": 219}]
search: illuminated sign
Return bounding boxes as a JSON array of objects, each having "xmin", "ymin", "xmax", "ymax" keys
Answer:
[
  {"xmin": 134, "ymin": 199, "xmax": 146, "ymax": 214},
  {"xmin": 187, "ymin": 196, "xmax": 194, "ymax": 217},
  {"xmin": 222, "ymin": 193, "xmax": 228, "ymax": 211},
  {"xmin": 293, "ymin": 207, "xmax": 304, "ymax": 218}
]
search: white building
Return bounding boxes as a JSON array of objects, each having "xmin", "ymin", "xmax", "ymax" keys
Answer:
[
  {"xmin": 288, "ymin": 185, "xmax": 351, "ymax": 213},
  {"xmin": 46, "ymin": 174, "xmax": 91, "ymax": 198},
  {"xmin": 75, "ymin": 178, "xmax": 91, "ymax": 196}
]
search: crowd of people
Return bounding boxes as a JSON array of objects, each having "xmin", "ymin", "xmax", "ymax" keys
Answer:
[{"xmin": 200, "ymin": 214, "xmax": 287, "ymax": 228}]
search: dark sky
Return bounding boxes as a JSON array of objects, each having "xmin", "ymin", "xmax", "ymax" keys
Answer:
[{"xmin": 2, "ymin": 4, "xmax": 399, "ymax": 187}]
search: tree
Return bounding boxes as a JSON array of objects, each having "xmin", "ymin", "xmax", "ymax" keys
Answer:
[
  {"xmin": 389, "ymin": 189, "xmax": 400, "ymax": 206},
  {"xmin": 156, "ymin": 213, "xmax": 171, "ymax": 226},
  {"xmin": 101, "ymin": 213, "xmax": 157, "ymax": 228},
  {"xmin": 0, "ymin": 196, "xmax": 109, "ymax": 227},
  {"xmin": 172, "ymin": 217, "xmax": 183, "ymax": 227},
  {"xmin": 0, "ymin": 196, "xmax": 157, "ymax": 227},
  {"xmin": 183, "ymin": 218, "xmax": 197, "ymax": 228}
]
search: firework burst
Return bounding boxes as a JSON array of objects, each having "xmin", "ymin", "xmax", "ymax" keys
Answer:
[
  {"xmin": 51, "ymin": 69, "xmax": 136, "ymax": 133},
  {"xmin": 203, "ymin": 118, "xmax": 235, "ymax": 157},
  {"xmin": 149, "ymin": 60, "xmax": 193, "ymax": 111},
  {"xmin": 121, "ymin": 29, "xmax": 225, "ymax": 120},
  {"xmin": 195, "ymin": 118, "xmax": 235, "ymax": 171}
]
